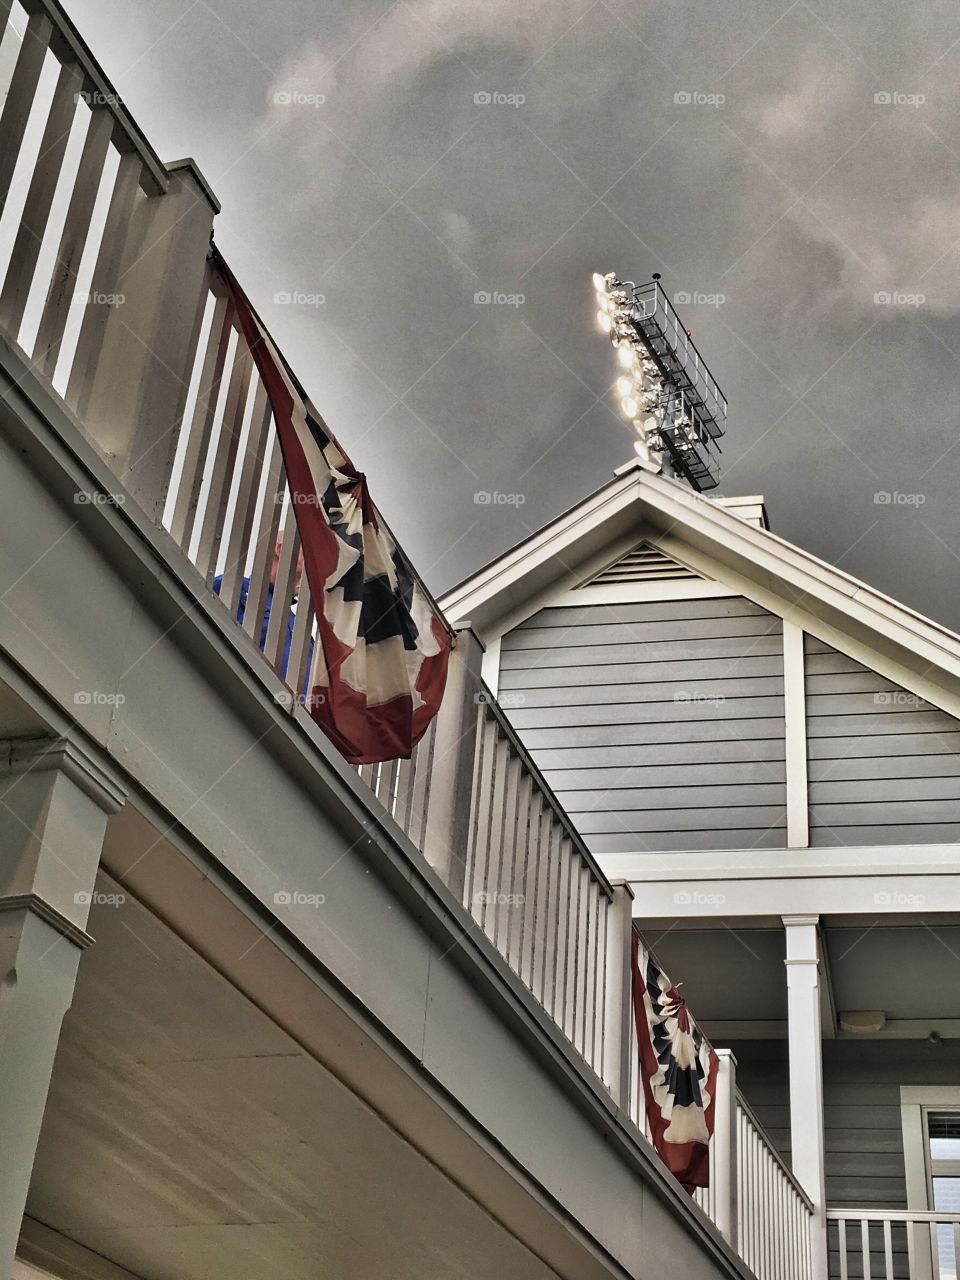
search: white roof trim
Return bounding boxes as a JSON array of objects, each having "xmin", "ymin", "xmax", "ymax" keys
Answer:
[{"xmin": 440, "ymin": 462, "xmax": 960, "ymax": 705}]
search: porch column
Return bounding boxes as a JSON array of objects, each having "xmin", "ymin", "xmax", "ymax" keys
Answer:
[
  {"xmin": 0, "ymin": 738, "xmax": 125, "ymax": 1279},
  {"xmin": 783, "ymin": 913, "xmax": 828, "ymax": 1280}
]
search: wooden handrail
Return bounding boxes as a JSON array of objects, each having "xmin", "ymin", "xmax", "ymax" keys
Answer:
[{"xmin": 828, "ymin": 1210, "xmax": 960, "ymax": 1223}]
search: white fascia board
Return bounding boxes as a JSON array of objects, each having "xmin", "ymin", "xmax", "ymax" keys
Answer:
[
  {"xmin": 617, "ymin": 868, "xmax": 960, "ymax": 920},
  {"xmin": 440, "ymin": 471, "xmax": 642, "ymax": 633}
]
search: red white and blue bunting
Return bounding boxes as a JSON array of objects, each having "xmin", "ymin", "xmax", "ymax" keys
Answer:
[
  {"xmin": 632, "ymin": 933, "xmax": 718, "ymax": 1193},
  {"xmin": 217, "ymin": 251, "xmax": 452, "ymax": 765}
]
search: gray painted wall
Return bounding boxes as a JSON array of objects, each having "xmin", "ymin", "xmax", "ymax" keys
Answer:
[
  {"xmin": 499, "ymin": 597, "xmax": 787, "ymax": 852},
  {"xmin": 805, "ymin": 637, "xmax": 960, "ymax": 847}
]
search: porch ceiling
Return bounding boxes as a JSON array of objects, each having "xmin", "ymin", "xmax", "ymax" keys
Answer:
[
  {"xmin": 26, "ymin": 883, "xmax": 557, "ymax": 1280},
  {"xmin": 647, "ymin": 921, "xmax": 960, "ymax": 1034}
]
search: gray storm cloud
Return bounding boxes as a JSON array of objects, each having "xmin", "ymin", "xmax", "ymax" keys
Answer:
[{"xmin": 67, "ymin": 0, "xmax": 960, "ymax": 624}]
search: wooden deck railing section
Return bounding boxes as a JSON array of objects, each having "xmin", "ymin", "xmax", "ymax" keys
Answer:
[
  {"xmin": 0, "ymin": 3, "xmax": 817, "ymax": 1274},
  {"xmin": 828, "ymin": 1210, "xmax": 960, "ymax": 1280}
]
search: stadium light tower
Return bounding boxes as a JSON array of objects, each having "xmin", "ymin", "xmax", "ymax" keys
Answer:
[{"xmin": 593, "ymin": 270, "xmax": 728, "ymax": 491}]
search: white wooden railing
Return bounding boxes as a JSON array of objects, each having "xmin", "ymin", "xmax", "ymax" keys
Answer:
[
  {"xmin": 359, "ymin": 673, "xmax": 625, "ymax": 1086},
  {"xmin": 829, "ymin": 1210, "xmax": 960, "ymax": 1280},
  {"xmin": 0, "ymin": 4, "xmax": 821, "ymax": 1276},
  {"xmin": 737, "ymin": 1094, "xmax": 814, "ymax": 1280}
]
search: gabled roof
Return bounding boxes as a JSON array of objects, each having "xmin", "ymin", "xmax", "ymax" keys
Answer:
[{"xmin": 440, "ymin": 460, "xmax": 960, "ymax": 718}]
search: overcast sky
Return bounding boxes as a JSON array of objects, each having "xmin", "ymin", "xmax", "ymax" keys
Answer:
[{"xmin": 70, "ymin": 0, "xmax": 960, "ymax": 626}]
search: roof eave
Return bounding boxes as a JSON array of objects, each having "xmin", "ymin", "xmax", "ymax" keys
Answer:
[{"xmin": 440, "ymin": 466, "xmax": 960, "ymax": 695}]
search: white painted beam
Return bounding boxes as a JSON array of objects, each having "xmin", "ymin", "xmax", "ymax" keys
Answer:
[
  {"xmin": 782, "ymin": 621, "xmax": 809, "ymax": 848},
  {"xmin": 625, "ymin": 871, "xmax": 960, "ymax": 918}
]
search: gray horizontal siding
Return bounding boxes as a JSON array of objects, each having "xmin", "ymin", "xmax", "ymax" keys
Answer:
[
  {"xmin": 499, "ymin": 597, "xmax": 786, "ymax": 853},
  {"xmin": 805, "ymin": 636, "xmax": 960, "ymax": 846},
  {"xmin": 500, "ymin": 636, "xmax": 784, "ymax": 667}
]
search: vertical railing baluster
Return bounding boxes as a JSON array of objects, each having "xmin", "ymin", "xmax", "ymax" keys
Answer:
[
  {"xmin": 481, "ymin": 738, "xmax": 509, "ymax": 938},
  {"xmin": 838, "ymin": 1218, "xmax": 848, "ymax": 1280},
  {"xmin": 459, "ymin": 702, "xmax": 487, "ymax": 906},
  {"xmin": 553, "ymin": 837, "xmax": 571, "ymax": 1031},
  {"xmin": 169, "ymin": 289, "xmax": 233, "ymax": 547},
  {"xmin": 286, "ymin": 579, "xmax": 315, "ymax": 704},
  {"xmin": 262, "ymin": 517, "xmax": 300, "ymax": 674},
  {"xmin": 35, "ymin": 106, "xmax": 114, "ymax": 375},
  {"xmin": 883, "ymin": 1218, "xmax": 893, "ymax": 1280},
  {"xmin": 0, "ymin": 12, "xmax": 54, "ymax": 228},
  {"xmin": 195, "ymin": 341, "xmax": 253, "ymax": 582},
  {"xmin": 0, "ymin": 56, "xmax": 84, "ymax": 337},
  {"xmin": 218, "ymin": 375, "xmax": 273, "ymax": 612},
  {"xmin": 242, "ymin": 438, "xmax": 283, "ymax": 649}
]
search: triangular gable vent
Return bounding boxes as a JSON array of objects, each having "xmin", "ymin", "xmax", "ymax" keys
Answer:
[{"xmin": 580, "ymin": 542, "xmax": 703, "ymax": 587}]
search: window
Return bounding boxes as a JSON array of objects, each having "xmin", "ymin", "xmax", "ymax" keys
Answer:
[
  {"xmin": 928, "ymin": 1113, "xmax": 960, "ymax": 1278},
  {"xmin": 902, "ymin": 1088, "xmax": 960, "ymax": 1280}
]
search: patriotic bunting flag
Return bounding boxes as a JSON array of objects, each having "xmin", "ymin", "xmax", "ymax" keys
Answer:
[
  {"xmin": 216, "ymin": 251, "xmax": 452, "ymax": 765},
  {"xmin": 632, "ymin": 932, "xmax": 718, "ymax": 1193}
]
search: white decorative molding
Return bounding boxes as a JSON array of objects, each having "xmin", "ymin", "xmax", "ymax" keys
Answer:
[{"xmin": 1, "ymin": 736, "xmax": 126, "ymax": 814}]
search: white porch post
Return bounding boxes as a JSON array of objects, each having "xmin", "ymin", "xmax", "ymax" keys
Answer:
[
  {"xmin": 0, "ymin": 738, "xmax": 124, "ymax": 1279},
  {"xmin": 783, "ymin": 913, "xmax": 828, "ymax": 1280},
  {"xmin": 713, "ymin": 1048, "xmax": 738, "ymax": 1250},
  {"xmin": 420, "ymin": 627, "xmax": 485, "ymax": 899},
  {"xmin": 601, "ymin": 882, "xmax": 634, "ymax": 1112}
]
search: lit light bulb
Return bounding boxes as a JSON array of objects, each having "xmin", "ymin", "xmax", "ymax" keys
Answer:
[
  {"xmin": 616, "ymin": 376, "xmax": 634, "ymax": 397},
  {"xmin": 592, "ymin": 272, "xmax": 607, "ymax": 292},
  {"xmin": 617, "ymin": 343, "xmax": 635, "ymax": 368},
  {"xmin": 620, "ymin": 396, "xmax": 639, "ymax": 418},
  {"xmin": 597, "ymin": 310, "xmax": 612, "ymax": 332}
]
